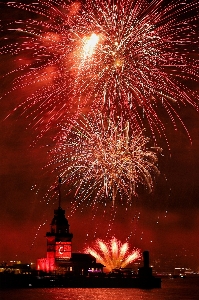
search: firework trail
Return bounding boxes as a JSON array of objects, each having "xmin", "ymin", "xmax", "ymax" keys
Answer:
[
  {"xmin": 49, "ymin": 113, "xmax": 161, "ymax": 205},
  {"xmin": 0, "ymin": 0, "xmax": 199, "ymax": 140},
  {"xmin": 85, "ymin": 236, "xmax": 141, "ymax": 272}
]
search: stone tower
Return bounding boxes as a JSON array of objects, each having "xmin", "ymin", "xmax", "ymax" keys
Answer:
[{"xmin": 46, "ymin": 206, "xmax": 73, "ymax": 260}]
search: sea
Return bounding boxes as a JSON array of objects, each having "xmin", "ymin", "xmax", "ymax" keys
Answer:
[{"xmin": 0, "ymin": 277, "xmax": 199, "ymax": 300}]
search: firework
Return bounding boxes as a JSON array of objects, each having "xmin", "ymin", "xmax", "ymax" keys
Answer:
[
  {"xmin": 85, "ymin": 237, "xmax": 141, "ymax": 272},
  {"xmin": 50, "ymin": 114, "xmax": 161, "ymax": 205},
  {"xmin": 1, "ymin": 0, "xmax": 199, "ymax": 139}
]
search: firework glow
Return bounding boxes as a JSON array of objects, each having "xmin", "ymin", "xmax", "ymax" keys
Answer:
[
  {"xmin": 0, "ymin": 0, "xmax": 199, "ymax": 141},
  {"xmin": 85, "ymin": 237, "xmax": 141, "ymax": 272},
  {"xmin": 82, "ymin": 33, "xmax": 99, "ymax": 60},
  {"xmin": 50, "ymin": 114, "xmax": 161, "ymax": 205}
]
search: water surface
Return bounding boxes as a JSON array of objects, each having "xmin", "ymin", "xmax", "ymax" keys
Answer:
[{"xmin": 1, "ymin": 277, "xmax": 199, "ymax": 300}]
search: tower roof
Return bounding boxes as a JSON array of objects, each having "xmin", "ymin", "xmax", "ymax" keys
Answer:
[
  {"xmin": 46, "ymin": 177, "xmax": 73, "ymax": 239},
  {"xmin": 51, "ymin": 206, "xmax": 69, "ymax": 227},
  {"xmin": 46, "ymin": 205, "xmax": 73, "ymax": 240}
]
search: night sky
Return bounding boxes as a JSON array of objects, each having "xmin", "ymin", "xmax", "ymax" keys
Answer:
[{"xmin": 0, "ymin": 0, "xmax": 199, "ymax": 273}]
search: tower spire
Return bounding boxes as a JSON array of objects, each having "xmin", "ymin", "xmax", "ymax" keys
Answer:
[{"xmin": 58, "ymin": 176, "xmax": 61, "ymax": 208}]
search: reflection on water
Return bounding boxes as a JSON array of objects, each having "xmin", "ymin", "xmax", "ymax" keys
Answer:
[{"xmin": 0, "ymin": 278, "xmax": 199, "ymax": 300}]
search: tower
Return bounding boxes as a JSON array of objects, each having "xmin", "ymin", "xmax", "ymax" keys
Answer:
[
  {"xmin": 37, "ymin": 178, "xmax": 104, "ymax": 275},
  {"xmin": 46, "ymin": 177, "xmax": 73, "ymax": 260},
  {"xmin": 37, "ymin": 178, "xmax": 73, "ymax": 272},
  {"xmin": 46, "ymin": 206, "xmax": 73, "ymax": 260}
]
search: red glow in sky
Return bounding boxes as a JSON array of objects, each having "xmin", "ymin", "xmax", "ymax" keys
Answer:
[{"xmin": 0, "ymin": 0, "xmax": 199, "ymax": 273}]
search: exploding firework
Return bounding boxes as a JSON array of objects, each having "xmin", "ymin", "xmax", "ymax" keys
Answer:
[
  {"xmin": 50, "ymin": 114, "xmax": 161, "ymax": 205},
  {"xmin": 85, "ymin": 237, "xmax": 141, "ymax": 272},
  {"xmin": 1, "ymin": 0, "xmax": 199, "ymax": 139}
]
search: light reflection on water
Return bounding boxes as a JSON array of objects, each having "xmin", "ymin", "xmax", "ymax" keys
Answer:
[{"xmin": 0, "ymin": 278, "xmax": 199, "ymax": 300}]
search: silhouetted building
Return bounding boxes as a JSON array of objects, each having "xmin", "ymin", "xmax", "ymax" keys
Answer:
[
  {"xmin": 37, "ymin": 206, "xmax": 104, "ymax": 275},
  {"xmin": 138, "ymin": 251, "xmax": 153, "ymax": 278}
]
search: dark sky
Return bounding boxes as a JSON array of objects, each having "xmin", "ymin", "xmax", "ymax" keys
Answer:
[{"xmin": 0, "ymin": 0, "xmax": 199, "ymax": 273}]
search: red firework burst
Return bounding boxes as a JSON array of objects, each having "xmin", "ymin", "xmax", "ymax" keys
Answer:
[{"xmin": 1, "ymin": 0, "xmax": 199, "ymax": 141}]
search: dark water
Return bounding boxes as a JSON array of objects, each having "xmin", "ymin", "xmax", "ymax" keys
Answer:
[{"xmin": 1, "ymin": 277, "xmax": 199, "ymax": 300}]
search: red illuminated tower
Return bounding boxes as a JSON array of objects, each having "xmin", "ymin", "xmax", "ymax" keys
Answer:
[
  {"xmin": 37, "ymin": 178, "xmax": 104, "ymax": 275},
  {"xmin": 37, "ymin": 178, "xmax": 73, "ymax": 272},
  {"xmin": 46, "ymin": 177, "xmax": 73, "ymax": 260},
  {"xmin": 46, "ymin": 206, "xmax": 73, "ymax": 260}
]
